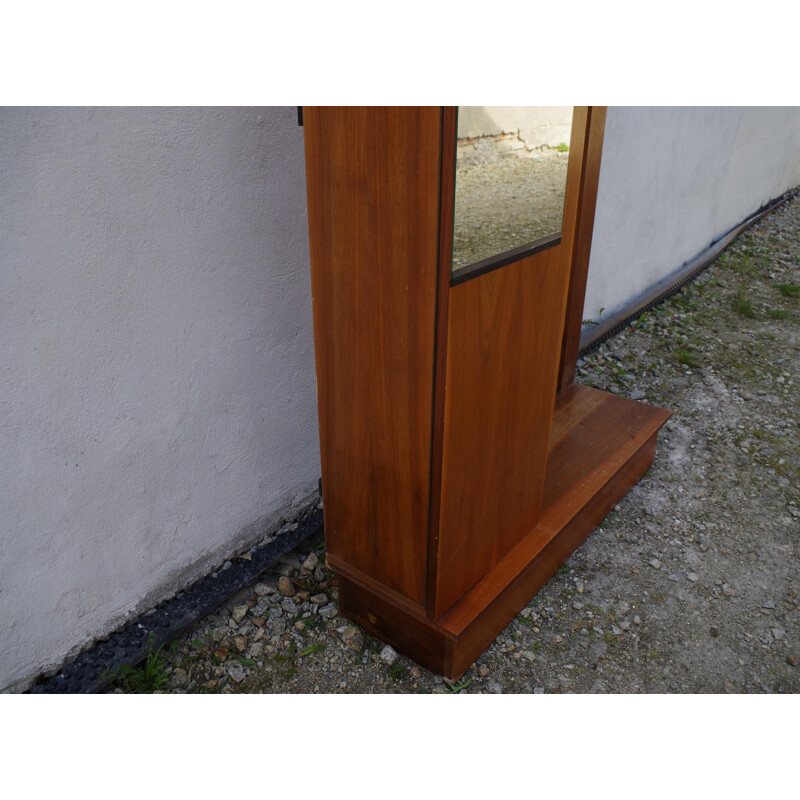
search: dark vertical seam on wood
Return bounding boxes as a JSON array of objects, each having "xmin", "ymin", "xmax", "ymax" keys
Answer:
[{"xmin": 426, "ymin": 106, "xmax": 456, "ymax": 618}]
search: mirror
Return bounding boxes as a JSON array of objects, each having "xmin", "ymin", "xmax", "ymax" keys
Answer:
[{"xmin": 451, "ymin": 106, "xmax": 573, "ymax": 274}]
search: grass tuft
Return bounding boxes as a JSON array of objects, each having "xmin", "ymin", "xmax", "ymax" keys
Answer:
[
  {"xmin": 768, "ymin": 309, "xmax": 790, "ymax": 320},
  {"xmin": 733, "ymin": 292, "xmax": 755, "ymax": 318}
]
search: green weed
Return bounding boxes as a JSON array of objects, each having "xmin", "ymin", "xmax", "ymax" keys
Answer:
[
  {"xmin": 107, "ymin": 633, "xmax": 170, "ymax": 693},
  {"xmin": 444, "ymin": 678, "xmax": 472, "ymax": 694},
  {"xmin": 777, "ymin": 283, "xmax": 799, "ymax": 297},
  {"xmin": 768, "ymin": 307, "xmax": 790, "ymax": 319},
  {"xmin": 733, "ymin": 293, "xmax": 755, "ymax": 318},
  {"xmin": 672, "ymin": 346, "xmax": 702, "ymax": 368}
]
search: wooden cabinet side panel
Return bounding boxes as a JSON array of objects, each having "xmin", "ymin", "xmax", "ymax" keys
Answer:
[
  {"xmin": 303, "ymin": 107, "xmax": 441, "ymax": 605},
  {"xmin": 431, "ymin": 109, "xmax": 589, "ymax": 618},
  {"xmin": 432, "ymin": 247, "xmax": 572, "ymax": 616}
]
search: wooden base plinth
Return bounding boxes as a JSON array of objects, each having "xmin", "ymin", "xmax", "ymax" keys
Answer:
[{"xmin": 332, "ymin": 385, "xmax": 671, "ymax": 680}]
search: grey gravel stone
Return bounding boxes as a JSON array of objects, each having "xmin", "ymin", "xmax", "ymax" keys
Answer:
[
  {"xmin": 232, "ymin": 604, "xmax": 248, "ymax": 623},
  {"xmin": 342, "ymin": 626, "xmax": 365, "ymax": 652},
  {"xmin": 227, "ymin": 663, "xmax": 246, "ymax": 684},
  {"xmin": 250, "ymin": 641, "xmax": 264, "ymax": 659},
  {"xmin": 379, "ymin": 645, "xmax": 399, "ymax": 665},
  {"xmin": 318, "ymin": 603, "xmax": 338, "ymax": 619},
  {"xmin": 281, "ymin": 597, "xmax": 299, "ymax": 615},
  {"xmin": 302, "ymin": 552, "xmax": 319, "ymax": 572}
]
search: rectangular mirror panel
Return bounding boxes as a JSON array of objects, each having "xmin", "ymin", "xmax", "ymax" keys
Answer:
[{"xmin": 452, "ymin": 106, "xmax": 573, "ymax": 274}]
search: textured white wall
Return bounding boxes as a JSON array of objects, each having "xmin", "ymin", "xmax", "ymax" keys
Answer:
[
  {"xmin": 457, "ymin": 106, "xmax": 573, "ymax": 148},
  {"xmin": 584, "ymin": 107, "xmax": 800, "ymax": 323},
  {"xmin": 0, "ymin": 107, "xmax": 320, "ymax": 691}
]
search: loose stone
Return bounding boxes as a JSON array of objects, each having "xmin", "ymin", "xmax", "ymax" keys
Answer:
[
  {"xmin": 281, "ymin": 597, "xmax": 299, "ymax": 615},
  {"xmin": 319, "ymin": 603, "xmax": 338, "ymax": 619},
  {"xmin": 250, "ymin": 641, "xmax": 264, "ymax": 659},
  {"xmin": 232, "ymin": 604, "xmax": 248, "ymax": 623},
  {"xmin": 278, "ymin": 576, "xmax": 296, "ymax": 597},
  {"xmin": 212, "ymin": 627, "xmax": 228, "ymax": 643},
  {"xmin": 379, "ymin": 645, "xmax": 399, "ymax": 665},
  {"xmin": 302, "ymin": 552, "xmax": 319, "ymax": 573},
  {"xmin": 342, "ymin": 625, "xmax": 365, "ymax": 652}
]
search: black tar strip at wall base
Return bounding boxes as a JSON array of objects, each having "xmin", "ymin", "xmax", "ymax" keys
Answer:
[{"xmin": 28, "ymin": 507, "xmax": 324, "ymax": 694}]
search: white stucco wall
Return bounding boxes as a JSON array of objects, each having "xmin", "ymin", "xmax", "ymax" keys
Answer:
[
  {"xmin": 0, "ymin": 107, "xmax": 320, "ymax": 692},
  {"xmin": 584, "ymin": 106, "xmax": 800, "ymax": 323},
  {"xmin": 457, "ymin": 106, "xmax": 573, "ymax": 149}
]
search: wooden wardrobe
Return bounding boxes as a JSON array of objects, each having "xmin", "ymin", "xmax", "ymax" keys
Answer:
[{"xmin": 303, "ymin": 107, "xmax": 670, "ymax": 679}]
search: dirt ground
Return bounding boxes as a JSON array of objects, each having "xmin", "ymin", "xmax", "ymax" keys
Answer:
[{"xmin": 124, "ymin": 191, "xmax": 799, "ymax": 695}]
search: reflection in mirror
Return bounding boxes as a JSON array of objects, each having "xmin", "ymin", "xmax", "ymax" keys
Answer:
[{"xmin": 451, "ymin": 106, "xmax": 573, "ymax": 273}]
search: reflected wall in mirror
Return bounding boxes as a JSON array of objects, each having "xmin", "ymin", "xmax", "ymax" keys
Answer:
[{"xmin": 451, "ymin": 106, "xmax": 573, "ymax": 273}]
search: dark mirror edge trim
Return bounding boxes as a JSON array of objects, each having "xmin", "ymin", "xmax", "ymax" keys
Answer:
[{"xmin": 450, "ymin": 232, "xmax": 562, "ymax": 286}]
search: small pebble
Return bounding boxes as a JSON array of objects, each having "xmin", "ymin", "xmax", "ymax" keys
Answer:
[
  {"xmin": 278, "ymin": 576, "xmax": 296, "ymax": 597},
  {"xmin": 342, "ymin": 626, "xmax": 365, "ymax": 652},
  {"xmin": 318, "ymin": 603, "xmax": 338, "ymax": 619},
  {"xmin": 302, "ymin": 552, "xmax": 320, "ymax": 572}
]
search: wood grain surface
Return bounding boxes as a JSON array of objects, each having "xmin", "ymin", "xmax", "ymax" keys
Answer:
[
  {"xmin": 558, "ymin": 107, "xmax": 608, "ymax": 391},
  {"xmin": 430, "ymin": 109, "xmax": 589, "ymax": 618},
  {"xmin": 303, "ymin": 107, "xmax": 441, "ymax": 605}
]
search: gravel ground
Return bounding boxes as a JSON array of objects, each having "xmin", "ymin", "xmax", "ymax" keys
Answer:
[
  {"xmin": 452, "ymin": 151, "xmax": 569, "ymax": 269},
  {"xmin": 113, "ymin": 193, "xmax": 799, "ymax": 694}
]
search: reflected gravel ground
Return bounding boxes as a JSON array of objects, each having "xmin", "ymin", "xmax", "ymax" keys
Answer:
[
  {"xmin": 452, "ymin": 152, "xmax": 569, "ymax": 270},
  {"xmin": 122, "ymin": 192, "xmax": 799, "ymax": 695}
]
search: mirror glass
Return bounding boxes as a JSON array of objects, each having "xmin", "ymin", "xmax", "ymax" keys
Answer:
[{"xmin": 451, "ymin": 106, "xmax": 573, "ymax": 274}]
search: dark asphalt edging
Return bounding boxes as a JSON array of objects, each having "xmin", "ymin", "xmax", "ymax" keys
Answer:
[{"xmin": 28, "ymin": 506, "xmax": 324, "ymax": 693}]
